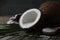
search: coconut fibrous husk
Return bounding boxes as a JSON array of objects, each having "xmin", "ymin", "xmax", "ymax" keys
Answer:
[{"xmin": 39, "ymin": 1, "xmax": 60, "ymax": 27}]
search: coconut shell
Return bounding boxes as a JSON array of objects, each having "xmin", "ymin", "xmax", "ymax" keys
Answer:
[
  {"xmin": 20, "ymin": 9, "xmax": 49, "ymax": 33},
  {"xmin": 13, "ymin": 13, "xmax": 22, "ymax": 22},
  {"xmin": 39, "ymin": 1, "xmax": 60, "ymax": 27},
  {"xmin": 7, "ymin": 13, "xmax": 22, "ymax": 24}
]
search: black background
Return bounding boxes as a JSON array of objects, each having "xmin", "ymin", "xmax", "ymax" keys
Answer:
[{"xmin": 0, "ymin": 0, "xmax": 60, "ymax": 16}]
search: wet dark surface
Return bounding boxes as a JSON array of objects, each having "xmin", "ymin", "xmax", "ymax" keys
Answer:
[{"xmin": 0, "ymin": 24, "xmax": 60, "ymax": 40}]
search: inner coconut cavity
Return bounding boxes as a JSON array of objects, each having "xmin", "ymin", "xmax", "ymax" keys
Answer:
[{"xmin": 19, "ymin": 9, "xmax": 41, "ymax": 29}]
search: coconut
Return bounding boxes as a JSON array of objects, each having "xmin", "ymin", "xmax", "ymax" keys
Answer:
[
  {"xmin": 39, "ymin": 1, "xmax": 60, "ymax": 27},
  {"xmin": 19, "ymin": 8, "xmax": 43, "ymax": 32},
  {"xmin": 7, "ymin": 13, "xmax": 22, "ymax": 24},
  {"xmin": 19, "ymin": 1, "xmax": 60, "ymax": 32}
]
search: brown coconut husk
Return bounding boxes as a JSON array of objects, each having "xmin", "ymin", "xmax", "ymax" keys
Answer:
[{"xmin": 39, "ymin": 1, "xmax": 60, "ymax": 27}]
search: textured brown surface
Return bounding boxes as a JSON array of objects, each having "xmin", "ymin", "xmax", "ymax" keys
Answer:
[
  {"xmin": 0, "ymin": 16, "xmax": 10, "ymax": 24},
  {"xmin": 39, "ymin": 1, "xmax": 60, "ymax": 15},
  {"xmin": 39, "ymin": 1, "xmax": 60, "ymax": 27}
]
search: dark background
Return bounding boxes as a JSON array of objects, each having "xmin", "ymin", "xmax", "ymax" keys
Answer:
[{"xmin": 0, "ymin": 0, "xmax": 60, "ymax": 16}]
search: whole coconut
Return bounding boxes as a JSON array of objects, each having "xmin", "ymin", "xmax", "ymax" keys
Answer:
[{"xmin": 39, "ymin": 1, "xmax": 60, "ymax": 27}]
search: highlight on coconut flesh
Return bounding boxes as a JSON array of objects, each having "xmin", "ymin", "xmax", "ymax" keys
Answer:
[
  {"xmin": 39, "ymin": 1, "xmax": 60, "ymax": 27},
  {"xmin": 19, "ymin": 8, "xmax": 41, "ymax": 29}
]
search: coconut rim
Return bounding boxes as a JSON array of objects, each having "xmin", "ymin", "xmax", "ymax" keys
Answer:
[{"xmin": 19, "ymin": 8, "xmax": 41, "ymax": 29}]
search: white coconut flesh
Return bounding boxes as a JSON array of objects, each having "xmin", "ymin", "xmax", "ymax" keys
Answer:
[
  {"xmin": 19, "ymin": 8, "xmax": 41, "ymax": 29},
  {"xmin": 42, "ymin": 28, "xmax": 56, "ymax": 33}
]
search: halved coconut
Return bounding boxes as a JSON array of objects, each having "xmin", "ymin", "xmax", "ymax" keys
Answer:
[{"xmin": 19, "ymin": 8, "xmax": 41, "ymax": 31}]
